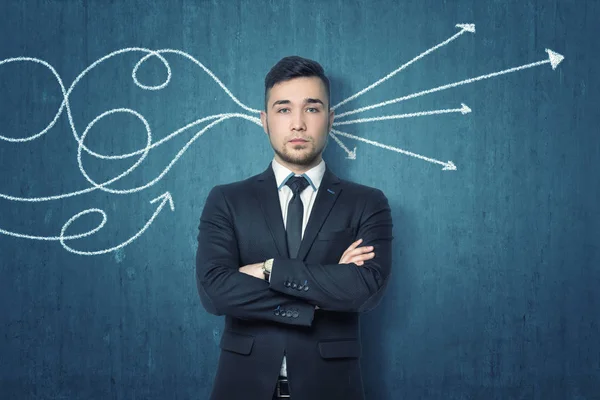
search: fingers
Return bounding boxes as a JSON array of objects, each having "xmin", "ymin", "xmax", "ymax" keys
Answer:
[
  {"xmin": 353, "ymin": 249, "xmax": 375, "ymax": 266},
  {"xmin": 343, "ymin": 239, "xmax": 367, "ymax": 257},
  {"xmin": 348, "ymin": 238, "xmax": 363, "ymax": 250},
  {"xmin": 339, "ymin": 239, "xmax": 363, "ymax": 264},
  {"xmin": 339, "ymin": 238, "xmax": 376, "ymax": 265},
  {"xmin": 350, "ymin": 244, "xmax": 374, "ymax": 257}
]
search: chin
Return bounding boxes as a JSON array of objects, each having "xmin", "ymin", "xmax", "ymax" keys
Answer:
[{"xmin": 287, "ymin": 151, "xmax": 322, "ymax": 167}]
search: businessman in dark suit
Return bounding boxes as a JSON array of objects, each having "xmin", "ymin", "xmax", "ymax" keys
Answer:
[{"xmin": 196, "ymin": 56, "xmax": 393, "ymax": 400}]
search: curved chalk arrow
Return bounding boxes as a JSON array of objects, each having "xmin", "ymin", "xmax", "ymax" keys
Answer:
[
  {"xmin": 58, "ymin": 191, "xmax": 174, "ymax": 256},
  {"xmin": 0, "ymin": 192, "xmax": 174, "ymax": 255}
]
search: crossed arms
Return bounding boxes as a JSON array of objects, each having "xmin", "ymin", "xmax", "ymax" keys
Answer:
[{"xmin": 195, "ymin": 185, "xmax": 393, "ymax": 327}]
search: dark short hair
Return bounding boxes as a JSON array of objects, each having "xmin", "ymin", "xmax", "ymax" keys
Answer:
[{"xmin": 264, "ymin": 56, "xmax": 331, "ymax": 110}]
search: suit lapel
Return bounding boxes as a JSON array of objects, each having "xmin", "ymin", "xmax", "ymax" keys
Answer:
[
  {"xmin": 254, "ymin": 164, "xmax": 289, "ymax": 258},
  {"xmin": 296, "ymin": 167, "xmax": 341, "ymax": 260},
  {"xmin": 253, "ymin": 162, "xmax": 343, "ymax": 260}
]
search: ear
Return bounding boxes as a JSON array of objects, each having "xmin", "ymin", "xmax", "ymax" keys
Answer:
[
  {"xmin": 328, "ymin": 109, "xmax": 335, "ymax": 132},
  {"xmin": 260, "ymin": 111, "xmax": 268, "ymax": 134}
]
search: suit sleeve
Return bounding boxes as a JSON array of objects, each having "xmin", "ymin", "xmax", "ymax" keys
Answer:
[
  {"xmin": 195, "ymin": 185, "xmax": 315, "ymax": 327},
  {"xmin": 268, "ymin": 188, "xmax": 393, "ymax": 313}
]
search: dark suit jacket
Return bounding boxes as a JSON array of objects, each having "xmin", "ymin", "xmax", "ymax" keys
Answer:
[{"xmin": 196, "ymin": 163, "xmax": 393, "ymax": 400}]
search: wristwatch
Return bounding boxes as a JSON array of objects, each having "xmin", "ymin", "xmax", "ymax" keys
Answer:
[{"xmin": 262, "ymin": 258, "xmax": 274, "ymax": 280}]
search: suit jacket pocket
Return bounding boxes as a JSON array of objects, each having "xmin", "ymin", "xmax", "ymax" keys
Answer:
[
  {"xmin": 316, "ymin": 227, "xmax": 354, "ymax": 241},
  {"xmin": 318, "ymin": 339, "xmax": 361, "ymax": 359},
  {"xmin": 219, "ymin": 330, "xmax": 255, "ymax": 355}
]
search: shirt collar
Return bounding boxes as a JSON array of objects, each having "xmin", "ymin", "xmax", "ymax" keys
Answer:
[{"xmin": 271, "ymin": 157, "xmax": 326, "ymax": 192}]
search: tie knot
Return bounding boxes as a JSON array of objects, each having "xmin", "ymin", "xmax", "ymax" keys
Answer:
[{"xmin": 285, "ymin": 175, "xmax": 310, "ymax": 195}]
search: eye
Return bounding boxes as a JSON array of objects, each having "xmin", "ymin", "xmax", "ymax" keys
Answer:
[
  {"xmin": 277, "ymin": 108, "xmax": 289, "ymax": 113},
  {"xmin": 306, "ymin": 107, "xmax": 319, "ymax": 113}
]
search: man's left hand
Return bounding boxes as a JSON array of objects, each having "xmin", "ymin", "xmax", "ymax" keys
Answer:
[{"xmin": 239, "ymin": 262, "xmax": 265, "ymax": 280}]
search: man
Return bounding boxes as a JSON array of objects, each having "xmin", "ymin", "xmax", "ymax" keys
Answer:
[{"xmin": 196, "ymin": 56, "xmax": 393, "ymax": 400}]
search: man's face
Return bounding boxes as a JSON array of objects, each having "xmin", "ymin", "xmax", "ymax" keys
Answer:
[{"xmin": 260, "ymin": 76, "xmax": 334, "ymax": 172}]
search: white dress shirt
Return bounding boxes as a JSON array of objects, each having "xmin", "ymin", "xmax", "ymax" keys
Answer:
[{"xmin": 270, "ymin": 157, "xmax": 326, "ymax": 377}]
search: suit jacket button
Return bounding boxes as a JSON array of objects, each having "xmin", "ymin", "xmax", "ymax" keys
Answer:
[
  {"xmin": 292, "ymin": 282, "xmax": 297, "ymax": 289},
  {"xmin": 285, "ymin": 281, "xmax": 291, "ymax": 287},
  {"xmin": 274, "ymin": 310, "xmax": 280, "ymax": 316},
  {"xmin": 292, "ymin": 310, "xmax": 299, "ymax": 318},
  {"xmin": 297, "ymin": 284, "xmax": 304, "ymax": 290},
  {"xmin": 303, "ymin": 286, "xmax": 309, "ymax": 291},
  {"xmin": 286, "ymin": 310, "xmax": 292, "ymax": 317}
]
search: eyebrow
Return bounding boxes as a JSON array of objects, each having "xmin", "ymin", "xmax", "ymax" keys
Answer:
[{"xmin": 271, "ymin": 98, "xmax": 324, "ymax": 109}]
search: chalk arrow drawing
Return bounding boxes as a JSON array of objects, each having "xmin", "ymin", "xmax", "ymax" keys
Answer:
[
  {"xmin": 329, "ymin": 131, "xmax": 357, "ymax": 159},
  {"xmin": 59, "ymin": 192, "xmax": 175, "ymax": 256},
  {"xmin": 331, "ymin": 129, "xmax": 456, "ymax": 171},
  {"xmin": 0, "ymin": 192, "xmax": 174, "ymax": 256},
  {"xmin": 332, "ymin": 23, "xmax": 476, "ymax": 110},
  {"xmin": 335, "ymin": 48, "xmax": 565, "ymax": 119},
  {"xmin": 0, "ymin": 24, "xmax": 564, "ymax": 254},
  {"xmin": 545, "ymin": 49, "xmax": 564, "ymax": 70},
  {"xmin": 332, "ymin": 104, "xmax": 471, "ymax": 126},
  {"xmin": 329, "ymin": 23, "xmax": 476, "ymax": 160}
]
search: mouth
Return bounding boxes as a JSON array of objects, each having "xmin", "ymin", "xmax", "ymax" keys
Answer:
[{"xmin": 289, "ymin": 138, "xmax": 309, "ymax": 143}]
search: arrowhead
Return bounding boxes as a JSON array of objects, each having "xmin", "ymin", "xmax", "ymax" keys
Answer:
[
  {"xmin": 346, "ymin": 147, "xmax": 357, "ymax": 160},
  {"xmin": 545, "ymin": 49, "xmax": 564, "ymax": 70},
  {"xmin": 460, "ymin": 103, "xmax": 472, "ymax": 114},
  {"xmin": 150, "ymin": 191, "xmax": 175, "ymax": 211},
  {"xmin": 442, "ymin": 161, "xmax": 457, "ymax": 171},
  {"xmin": 455, "ymin": 23, "xmax": 475, "ymax": 33}
]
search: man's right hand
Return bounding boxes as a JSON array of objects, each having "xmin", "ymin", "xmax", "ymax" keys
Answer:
[{"xmin": 339, "ymin": 238, "xmax": 375, "ymax": 266}]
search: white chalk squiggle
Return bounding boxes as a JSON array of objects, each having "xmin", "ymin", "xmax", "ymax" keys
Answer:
[
  {"xmin": 0, "ymin": 48, "xmax": 262, "ymax": 255},
  {"xmin": 0, "ymin": 26, "xmax": 564, "ymax": 255}
]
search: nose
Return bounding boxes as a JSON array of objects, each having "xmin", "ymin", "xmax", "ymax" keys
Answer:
[{"xmin": 290, "ymin": 111, "xmax": 306, "ymax": 131}]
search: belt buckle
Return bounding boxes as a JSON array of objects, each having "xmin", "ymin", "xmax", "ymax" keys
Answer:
[{"xmin": 276, "ymin": 378, "xmax": 291, "ymax": 398}]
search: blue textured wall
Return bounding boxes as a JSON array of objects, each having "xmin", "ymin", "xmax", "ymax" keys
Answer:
[{"xmin": 1, "ymin": 0, "xmax": 598, "ymax": 399}]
